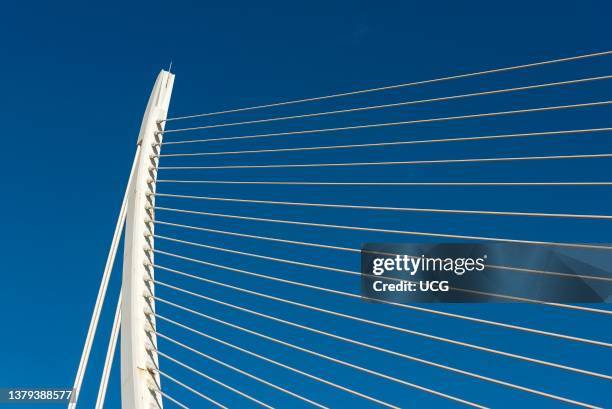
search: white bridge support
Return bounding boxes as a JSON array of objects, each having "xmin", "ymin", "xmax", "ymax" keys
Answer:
[{"xmin": 121, "ymin": 70, "xmax": 174, "ymax": 409}]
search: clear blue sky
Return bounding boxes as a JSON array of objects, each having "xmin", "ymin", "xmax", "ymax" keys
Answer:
[{"xmin": 1, "ymin": 1, "xmax": 611, "ymax": 408}]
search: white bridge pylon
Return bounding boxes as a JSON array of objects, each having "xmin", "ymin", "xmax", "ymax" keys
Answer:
[
  {"xmin": 69, "ymin": 70, "xmax": 174, "ymax": 409},
  {"xmin": 122, "ymin": 70, "xmax": 174, "ymax": 409}
]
